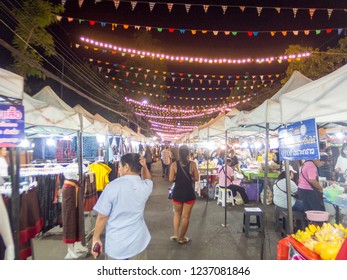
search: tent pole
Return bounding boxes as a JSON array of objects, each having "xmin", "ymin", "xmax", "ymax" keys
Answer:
[
  {"xmin": 206, "ymin": 127, "xmax": 209, "ymax": 204},
  {"xmin": 77, "ymin": 129, "xmax": 85, "ymax": 245},
  {"xmin": 9, "ymin": 147, "xmax": 20, "ymax": 259},
  {"xmin": 284, "ymin": 160, "xmax": 294, "ymax": 234},
  {"xmin": 263, "ymin": 123, "xmax": 269, "ymax": 207},
  {"xmin": 223, "ymin": 130, "xmax": 228, "ymax": 226}
]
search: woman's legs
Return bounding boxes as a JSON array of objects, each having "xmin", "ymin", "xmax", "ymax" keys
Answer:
[
  {"xmin": 178, "ymin": 202, "xmax": 194, "ymax": 242},
  {"xmin": 173, "ymin": 203, "xmax": 183, "ymax": 238}
]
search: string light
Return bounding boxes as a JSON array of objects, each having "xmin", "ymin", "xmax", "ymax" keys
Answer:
[{"xmin": 80, "ymin": 36, "xmax": 311, "ymax": 65}]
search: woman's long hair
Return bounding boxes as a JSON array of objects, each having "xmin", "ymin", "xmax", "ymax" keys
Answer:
[{"xmin": 179, "ymin": 145, "xmax": 190, "ymax": 166}]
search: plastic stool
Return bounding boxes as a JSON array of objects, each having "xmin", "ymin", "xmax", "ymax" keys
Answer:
[
  {"xmin": 214, "ymin": 185, "xmax": 220, "ymax": 200},
  {"xmin": 243, "ymin": 207, "xmax": 264, "ymax": 237},
  {"xmin": 281, "ymin": 210, "xmax": 306, "ymax": 235},
  {"xmin": 217, "ymin": 187, "xmax": 234, "ymax": 207}
]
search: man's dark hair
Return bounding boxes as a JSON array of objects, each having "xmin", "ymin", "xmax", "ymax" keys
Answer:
[{"xmin": 120, "ymin": 153, "xmax": 141, "ymax": 173}]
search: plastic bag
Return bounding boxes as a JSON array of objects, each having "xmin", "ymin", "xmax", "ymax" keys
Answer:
[
  {"xmin": 168, "ymin": 183, "xmax": 175, "ymax": 199},
  {"xmin": 260, "ymin": 187, "xmax": 273, "ymax": 205}
]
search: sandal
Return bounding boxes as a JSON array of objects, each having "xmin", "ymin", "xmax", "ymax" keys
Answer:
[
  {"xmin": 178, "ymin": 237, "xmax": 190, "ymax": 244},
  {"xmin": 170, "ymin": 236, "xmax": 178, "ymax": 241}
]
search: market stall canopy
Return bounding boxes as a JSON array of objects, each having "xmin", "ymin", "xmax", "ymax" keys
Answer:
[
  {"xmin": 73, "ymin": 104, "xmax": 109, "ymax": 135},
  {"xmin": 23, "ymin": 93, "xmax": 81, "ymax": 136},
  {"xmin": 280, "ymin": 64, "xmax": 347, "ymax": 124},
  {"xmin": 94, "ymin": 113, "xmax": 124, "ymax": 135},
  {"xmin": 225, "ymin": 70, "xmax": 312, "ymax": 133},
  {"xmin": 32, "ymin": 86, "xmax": 94, "ymax": 134},
  {"xmin": 0, "ymin": 68, "xmax": 24, "ymax": 100}
]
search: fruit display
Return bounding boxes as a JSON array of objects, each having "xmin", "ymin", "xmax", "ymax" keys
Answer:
[
  {"xmin": 291, "ymin": 223, "xmax": 347, "ymax": 260},
  {"xmin": 199, "ymin": 160, "xmax": 216, "ymax": 169}
]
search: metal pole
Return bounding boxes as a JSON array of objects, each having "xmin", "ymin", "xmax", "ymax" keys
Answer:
[
  {"xmin": 223, "ymin": 130, "xmax": 228, "ymax": 226},
  {"xmin": 284, "ymin": 160, "xmax": 294, "ymax": 234},
  {"xmin": 263, "ymin": 123, "xmax": 269, "ymax": 207},
  {"xmin": 9, "ymin": 147, "xmax": 20, "ymax": 259},
  {"xmin": 206, "ymin": 128, "xmax": 209, "ymax": 203}
]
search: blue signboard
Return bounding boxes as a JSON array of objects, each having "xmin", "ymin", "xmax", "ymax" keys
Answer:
[
  {"xmin": 278, "ymin": 118, "xmax": 319, "ymax": 161},
  {"xmin": 0, "ymin": 105, "xmax": 25, "ymax": 147}
]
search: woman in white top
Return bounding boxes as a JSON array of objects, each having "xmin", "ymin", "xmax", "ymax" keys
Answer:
[
  {"xmin": 335, "ymin": 143, "xmax": 347, "ymax": 182},
  {"xmin": 273, "ymin": 165, "xmax": 304, "ymax": 212}
]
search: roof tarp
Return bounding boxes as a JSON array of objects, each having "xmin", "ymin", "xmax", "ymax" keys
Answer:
[
  {"xmin": 280, "ymin": 64, "xmax": 347, "ymax": 124},
  {"xmin": 23, "ymin": 93, "xmax": 80, "ymax": 135},
  {"xmin": 32, "ymin": 86, "xmax": 95, "ymax": 133},
  {"xmin": 0, "ymin": 68, "xmax": 24, "ymax": 100},
  {"xmin": 94, "ymin": 114, "xmax": 125, "ymax": 136}
]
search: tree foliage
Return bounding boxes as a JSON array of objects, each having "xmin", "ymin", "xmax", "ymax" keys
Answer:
[
  {"xmin": 282, "ymin": 37, "xmax": 347, "ymax": 83},
  {"xmin": 10, "ymin": 0, "xmax": 64, "ymax": 79}
]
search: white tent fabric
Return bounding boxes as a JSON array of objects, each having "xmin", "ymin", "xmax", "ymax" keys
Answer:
[
  {"xmin": 32, "ymin": 86, "xmax": 95, "ymax": 134},
  {"xmin": 280, "ymin": 64, "xmax": 347, "ymax": 124},
  {"xmin": 73, "ymin": 104, "xmax": 109, "ymax": 135},
  {"xmin": 94, "ymin": 113, "xmax": 124, "ymax": 135},
  {"xmin": 0, "ymin": 68, "xmax": 24, "ymax": 100},
  {"xmin": 225, "ymin": 70, "xmax": 312, "ymax": 132},
  {"xmin": 23, "ymin": 93, "xmax": 81, "ymax": 135}
]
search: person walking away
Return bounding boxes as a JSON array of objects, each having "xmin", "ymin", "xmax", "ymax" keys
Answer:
[
  {"xmin": 161, "ymin": 146, "xmax": 171, "ymax": 178},
  {"xmin": 273, "ymin": 166, "xmax": 304, "ymax": 213},
  {"xmin": 298, "ymin": 157, "xmax": 326, "ymax": 212},
  {"xmin": 91, "ymin": 153, "xmax": 152, "ymax": 260},
  {"xmin": 218, "ymin": 158, "xmax": 250, "ymax": 205},
  {"xmin": 169, "ymin": 145, "xmax": 199, "ymax": 244},
  {"xmin": 144, "ymin": 145, "xmax": 153, "ymax": 172}
]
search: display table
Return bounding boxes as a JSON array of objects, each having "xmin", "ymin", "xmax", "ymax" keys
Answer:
[
  {"xmin": 241, "ymin": 169, "xmax": 280, "ymax": 180},
  {"xmin": 324, "ymin": 199, "xmax": 346, "ymax": 224}
]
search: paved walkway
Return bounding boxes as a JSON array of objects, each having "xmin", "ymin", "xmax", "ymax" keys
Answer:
[{"xmin": 31, "ymin": 161, "xmax": 283, "ymax": 260}]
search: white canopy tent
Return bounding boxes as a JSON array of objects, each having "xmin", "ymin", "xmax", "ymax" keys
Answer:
[
  {"xmin": 280, "ymin": 64, "xmax": 347, "ymax": 124},
  {"xmin": 94, "ymin": 113, "xmax": 125, "ymax": 136},
  {"xmin": 0, "ymin": 68, "xmax": 24, "ymax": 100},
  {"xmin": 32, "ymin": 86, "xmax": 99, "ymax": 134}
]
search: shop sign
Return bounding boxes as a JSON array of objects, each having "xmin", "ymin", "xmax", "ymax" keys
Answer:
[
  {"xmin": 278, "ymin": 118, "xmax": 319, "ymax": 161},
  {"xmin": 0, "ymin": 104, "xmax": 25, "ymax": 147}
]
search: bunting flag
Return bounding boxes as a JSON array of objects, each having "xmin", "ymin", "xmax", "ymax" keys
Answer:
[
  {"xmin": 293, "ymin": 8, "xmax": 298, "ymax": 18},
  {"xmin": 185, "ymin": 4, "xmax": 191, "ymax": 13},
  {"xmin": 149, "ymin": 2, "xmax": 155, "ymax": 12},
  {"xmin": 131, "ymin": 1, "xmax": 137, "ymax": 11},
  {"xmin": 256, "ymin": 7, "xmax": 262, "ymax": 16},
  {"xmin": 65, "ymin": 15, "xmax": 345, "ymax": 37},
  {"xmin": 327, "ymin": 9, "xmax": 333, "ymax": 19},
  {"xmin": 113, "ymin": 0, "xmax": 120, "ymax": 9},
  {"xmin": 240, "ymin": 6, "xmax": 245, "ymax": 12},
  {"xmin": 167, "ymin": 3, "xmax": 173, "ymax": 13},
  {"xmin": 56, "ymin": 15, "xmax": 62, "ymax": 21},
  {"xmin": 203, "ymin": 5, "xmax": 209, "ymax": 13},
  {"xmin": 61, "ymin": 0, "xmax": 66, "ymax": 6},
  {"xmin": 275, "ymin": 7, "xmax": 280, "ymax": 14},
  {"xmin": 78, "ymin": 0, "xmax": 84, "ymax": 8},
  {"xmin": 221, "ymin": 5, "xmax": 227, "ymax": 15},
  {"xmin": 309, "ymin": 8, "xmax": 316, "ymax": 19}
]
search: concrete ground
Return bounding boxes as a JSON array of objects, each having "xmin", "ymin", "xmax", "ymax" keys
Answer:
[{"xmin": 31, "ymin": 161, "xmax": 284, "ymax": 260}]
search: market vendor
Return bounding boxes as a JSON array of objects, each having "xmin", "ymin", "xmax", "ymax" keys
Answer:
[{"xmin": 298, "ymin": 157, "xmax": 326, "ymax": 212}]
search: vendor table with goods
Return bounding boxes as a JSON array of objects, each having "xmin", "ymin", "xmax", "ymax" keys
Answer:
[{"xmin": 323, "ymin": 183, "xmax": 347, "ymax": 223}]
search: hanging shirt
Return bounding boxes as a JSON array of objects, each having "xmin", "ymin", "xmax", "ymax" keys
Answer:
[
  {"xmin": 89, "ymin": 162, "xmax": 112, "ymax": 192},
  {"xmin": 0, "ymin": 157, "xmax": 8, "ymax": 177}
]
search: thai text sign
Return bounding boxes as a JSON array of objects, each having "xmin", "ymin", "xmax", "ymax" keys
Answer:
[
  {"xmin": 279, "ymin": 118, "xmax": 319, "ymax": 161},
  {"xmin": 0, "ymin": 105, "xmax": 25, "ymax": 147}
]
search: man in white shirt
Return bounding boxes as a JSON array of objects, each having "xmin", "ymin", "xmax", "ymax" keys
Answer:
[{"xmin": 161, "ymin": 146, "xmax": 171, "ymax": 178}]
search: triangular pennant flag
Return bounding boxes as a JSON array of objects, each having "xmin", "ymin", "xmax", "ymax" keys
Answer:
[
  {"xmin": 191, "ymin": 30, "xmax": 196, "ymax": 35},
  {"xmin": 217, "ymin": 80, "xmax": 220, "ymax": 85},
  {"xmin": 208, "ymin": 80, "xmax": 211, "ymax": 85},
  {"xmin": 61, "ymin": 0, "xmax": 66, "ymax": 5},
  {"xmin": 327, "ymin": 9, "xmax": 333, "ymax": 19},
  {"xmin": 146, "ymin": 26, "xmax": 151, "ymax": 31},
  {"xmin": 131, "ymin": 1, "xmax": 137, "ymax": 11},
  {"xmin": 315, "ymin": 30, "xmax": 321, "ymax": 35},
  {"xmin": 190, "ymin": 79, "xmax": 194, "ymax": 84},
  {"xmin": 309, "ymin": 8, "xmax": 316, "ymax": 19},
  {"xmin": 78, "ymin": 0, "xmax": 84, "ymax": 8},
  {"xmin": 144, "ymin": 74, "xmax": 148, "ymax": 79},
  {"xmin": 232, "ymin": 31, "xmax": 237, "ymax": 36},
  {"xmin": 304, "ymin": 30, "xmax": 310, "ymax": 35},
  {"xmin": 56, "ymin": 15, "xmax": 62, "ymax": 21},
  {"xmin": 275, "ymin": 7, "xmax": 280, "ymax": 14},
  {"xmin": 213, "ymin": 31, "xmax": 218, "ymax": 35},
  {"xmin": 281, "ymin": 31, "xmax": 287, "ymax": 36},
  {"xmin": 224, "ymin": 31, "xmax": 230, "ymax": 35},
  {"xmin": 199, "ymin": 79, "xmax": 203, "ymax": 84},
  {"xmin": 75, "ymin": 44, "xmax": 80, "ymax": 48},
  {"xmin": 68, "ymin": 17, "xmax": 74, "ymax": 22},
  {"xmin": 338, "ymin": 28, "xmax": 343, "ymax": 35},
  {"xmin": 256, "ymin": 7, "xmax": 262, "ymax": 16},
  {"xmin": 107, "ymin": 68, "xmax": 111, "ymax": 73},
  {"xmin": 293, "ymin": 8, "xmax": 298, "ymax": 18},
  {"xmin": 153, "ymin": 75, "xmax": 157, "ymax": 80},
  {"xmin": 134, "ymin": 73, "xmax": 139, "ymax": 78},
  {"xmin": 185, "ymin": 4, "xmax": 191, "ymax": 13},
  {"xmin": 201, "ymin": 30, "xmax": 207, "ymax": 34},
  {"xmin": 113, "ymin": 0, "xmax": 120, "ymax": 9},
  {"xmin": 112, "ymin": 24, "xmax": 116, "ymax": 30},
  {"xmin": 203, "ymin": 5, "xmax": 209, "ymax": 13},
  {"xmin": 293, "ymin": 30, "xmax": 299, "ymax": 36},
  {"xmin": 149, "ymin": 2, "xmax": 155, "ymax": 12},
  {"xmin": 260, "ymin": 75, "xmax": 264, "ymax": 80},
  {"xmin": 98, "ymin": 67, "xmax": 102, "ymax": 73},
  {"xmin": 163, "ymin": 76, "xmax": 166, "ymax": 81},
  {"xmin": 89, "ymin": 58, "xmax": 93, "ymax": 62},
  {"xmin": 226, "ymin": 80, "xmax": 229, "ymax": 85},
  {"xmin": 135, "ymin": 26, "xmax": 140, "ymax": 30},
  {"xmin": 203, "ymin": 75, "xmax": 207, "ymax": 78},
  {"xmin": 253, "ymin": 32, "xmax": 259, "ymax": 36},
  {"xmin": 125, "ymin": 72, "xmax": 129, "ymax": 77},
  {"xmin": 270, "ymin": 31, "xmax": 276, "ymax": 36},
  {"xmin": 180, "ymin": 78, "xmax": 184, "ymax": 82},
  {"xmin": 123, "ymin": 24, "xmax": 129, "ymax": 29},
  {"xmin": 222, "ymin": 5, "xmax": 227, "ymax": 15},
  {"xmin": 172, "ymin": 77, "xmax": 175, "ymax": 82},
  {"xmin": 326, "ymin": 29, "xmax": 332, "ymax": 33},
  {"xmin": 240, "ymin": 6, "xmax": 245, "ymax": 12},
  {"xmin": 167, "ymin": 3, "xmax": 173, "ymax": 13}
]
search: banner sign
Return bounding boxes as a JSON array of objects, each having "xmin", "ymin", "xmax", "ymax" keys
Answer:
[
  {"xmin": 0, "ymin": 105, "xmax": 25, "ymax": 147},
  {"xmin": 279, "ymin": 118, "xmax": 319, "ymax": 161}
]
